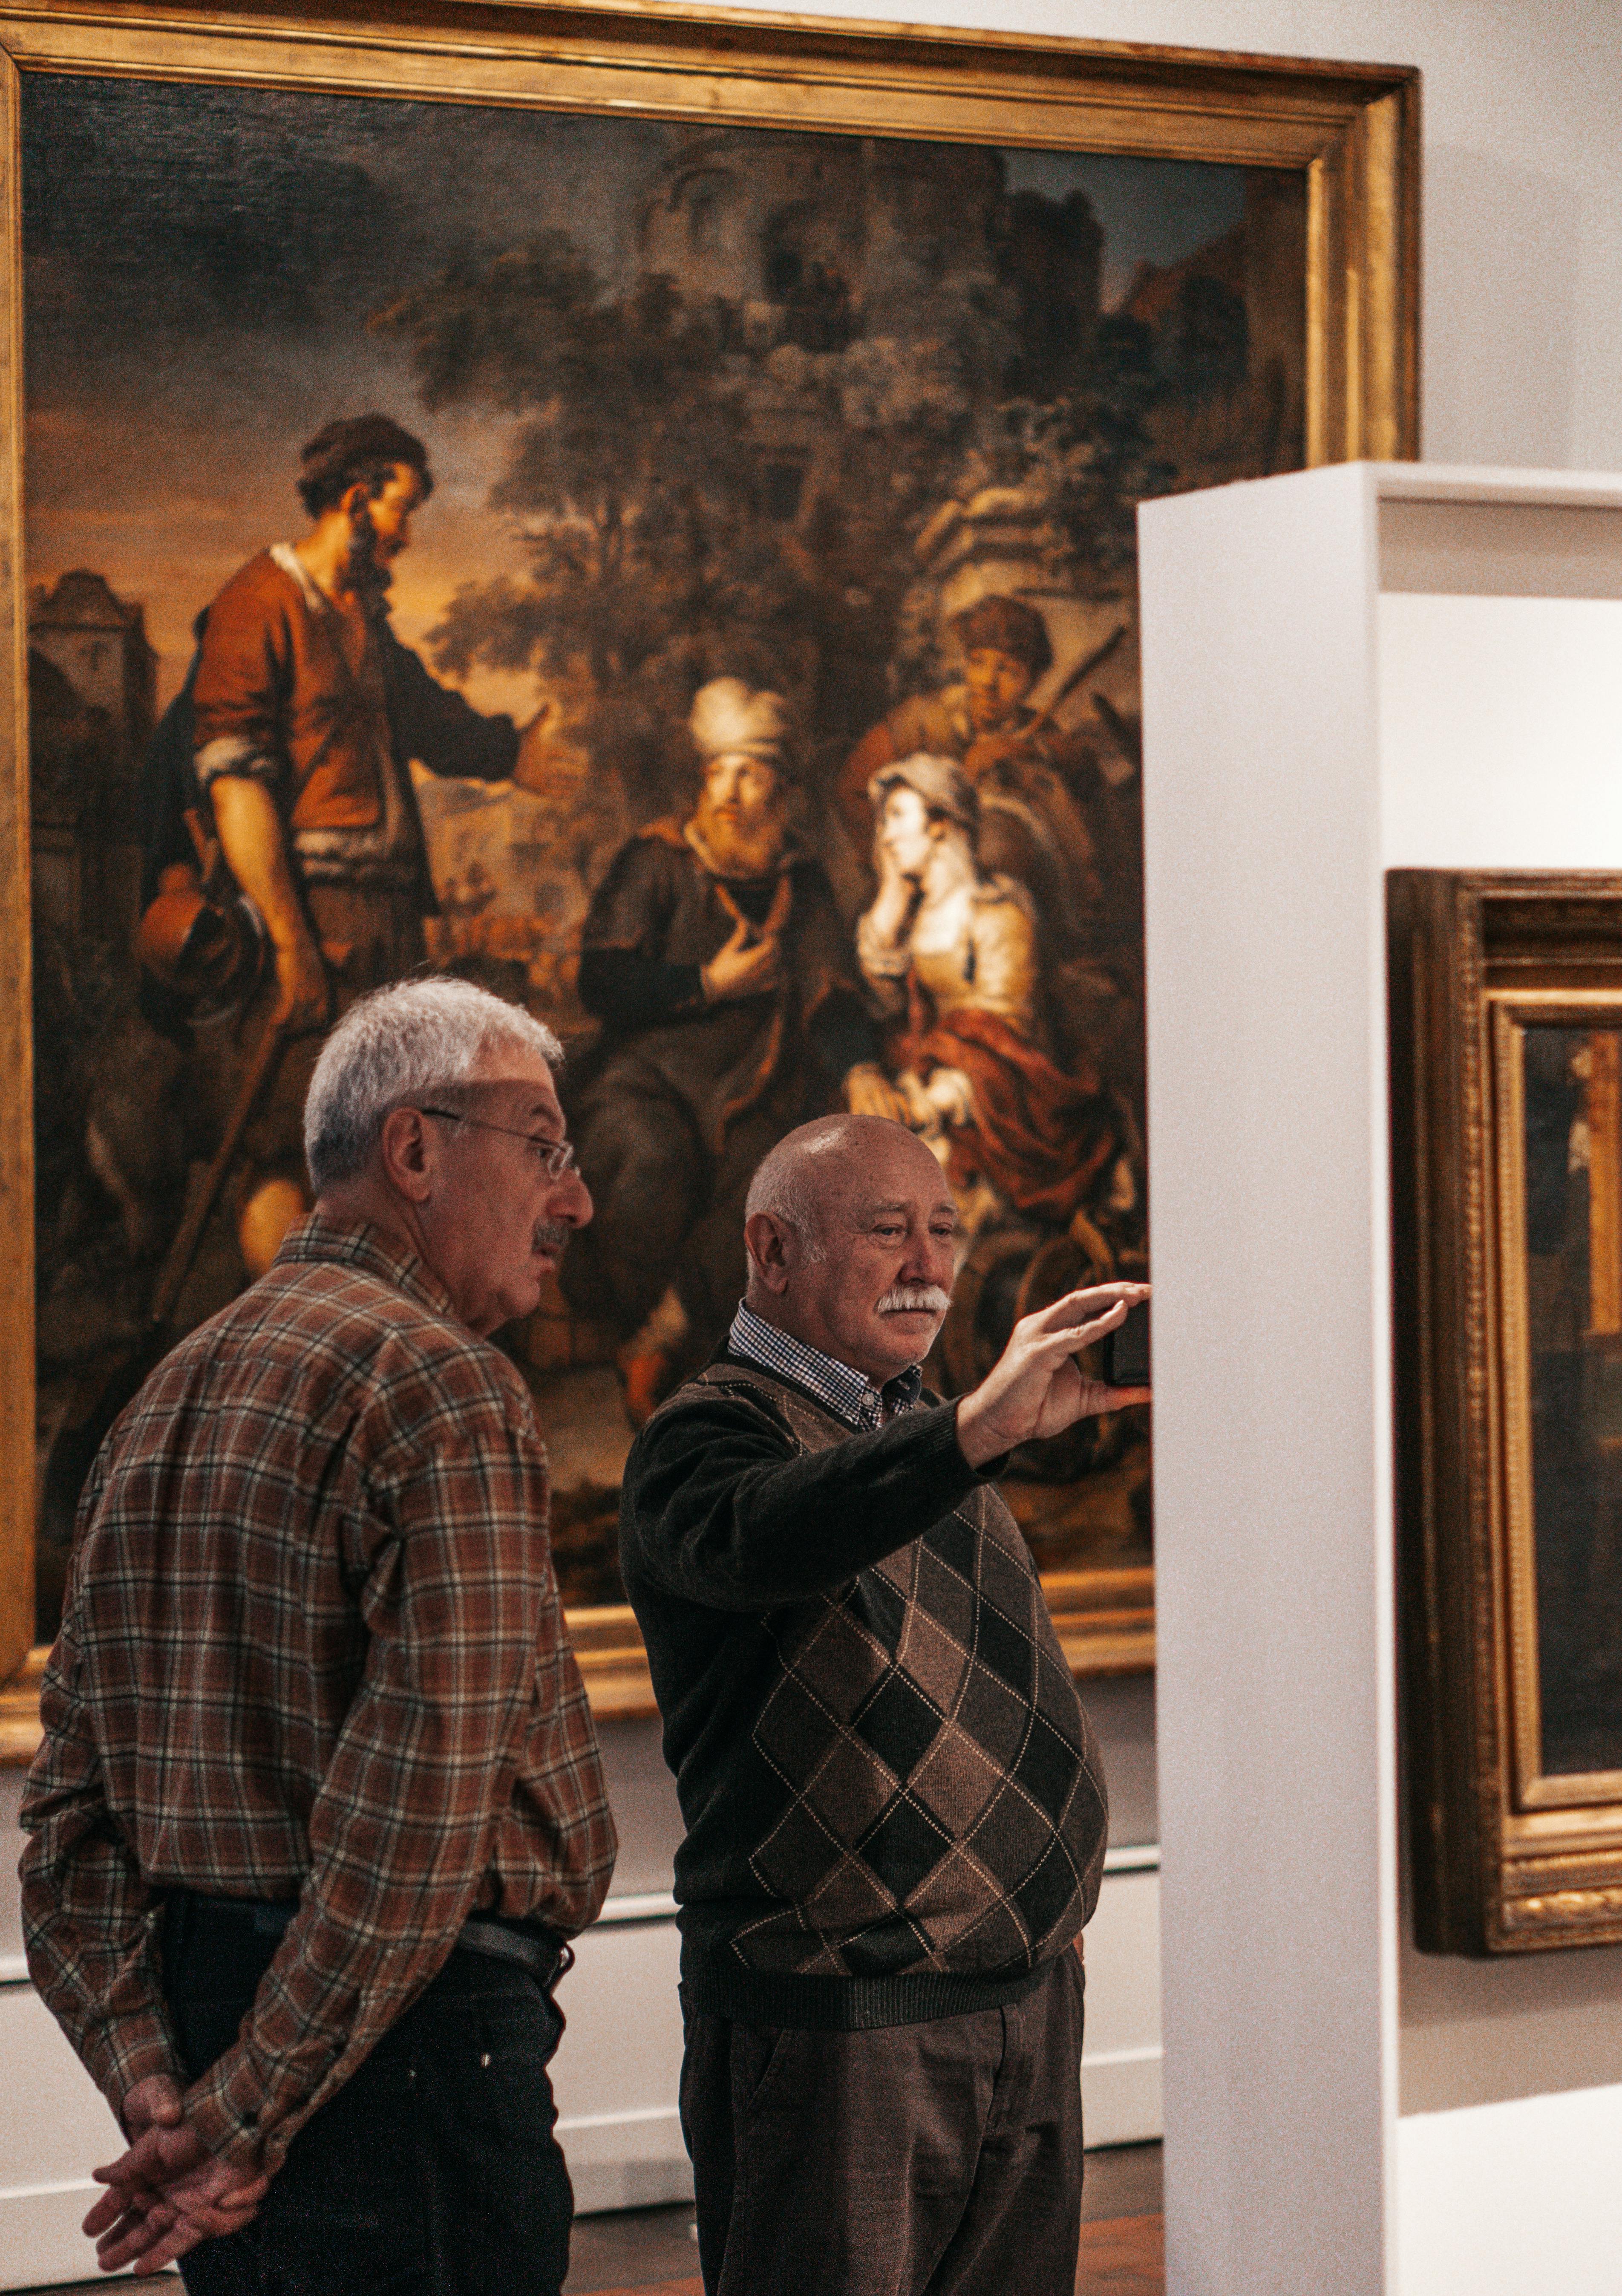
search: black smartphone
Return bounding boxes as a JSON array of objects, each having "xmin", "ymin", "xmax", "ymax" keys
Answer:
[{"xmin": 1100, "ymin": 1298, "xmax": 1150, "ymax": 1389}]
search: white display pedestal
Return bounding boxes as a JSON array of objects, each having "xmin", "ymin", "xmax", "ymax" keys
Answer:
[{"xmin": 1139, "ymin": 464, "xmax": 1622, "ymax": 2296}]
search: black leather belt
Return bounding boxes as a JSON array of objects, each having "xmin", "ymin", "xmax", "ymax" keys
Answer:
[{"xmin": 171, "ymin": 1892, "xmax": 572, "ymax": 1988}]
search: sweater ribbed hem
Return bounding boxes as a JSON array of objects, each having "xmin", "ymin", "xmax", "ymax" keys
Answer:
[{"xmin": 680, "ymin": 1941, "xmax": 1044, "ymax": 2031}]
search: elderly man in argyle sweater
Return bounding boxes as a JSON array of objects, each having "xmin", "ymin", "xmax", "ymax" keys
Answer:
[{"xmin": 619, "ymin": 1112, "xmax": 1149, "ymax": 2296}]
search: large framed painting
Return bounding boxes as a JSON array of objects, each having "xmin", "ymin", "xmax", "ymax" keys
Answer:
[
  {"xmin": 1391, "ymin": 872, "xmax": 1622, "ymax": 1954},
  {"xmin": 0, "ymin": 0, "xmax": 1419, "ymax": 1718}
]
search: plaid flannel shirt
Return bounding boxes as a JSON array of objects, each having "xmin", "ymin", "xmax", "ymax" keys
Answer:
[{"xmin": 20, "ymin": 1215, "xmax": 615, "ymax": 2177}]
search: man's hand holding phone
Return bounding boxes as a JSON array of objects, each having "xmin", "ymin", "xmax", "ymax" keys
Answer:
[{"xmin": 955, "ymin": 1280, "xmax": 1152, "ymax": 1469}]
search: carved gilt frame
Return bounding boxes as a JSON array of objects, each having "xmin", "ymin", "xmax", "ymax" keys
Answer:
[
  {"xmin": 1391, "ymin": 872, "xmax": 1622, "ymax": 1954},
  {"xmin": 0, "ymin": 0, "xmax": 1420, "ymax": 1728}
]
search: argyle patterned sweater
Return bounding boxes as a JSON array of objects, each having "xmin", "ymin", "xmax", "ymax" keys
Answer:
[{"xmin": 619, "ymin": 1358, "xmax": 1109, "ymax": 2030}]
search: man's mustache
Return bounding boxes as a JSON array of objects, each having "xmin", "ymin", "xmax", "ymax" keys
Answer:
[
  {"xmin": 877, "ymin": 1284, "xmax": 952, "ymax": 1315},
  {"xmin": 533, "ymin": 1220, "xmax": 571, "ymax": 1254}
]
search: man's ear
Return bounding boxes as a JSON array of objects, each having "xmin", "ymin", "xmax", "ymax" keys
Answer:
[
  {"xmin": 339, "ymin": 479, "xmax": 373, "ymax": 525},
  {"xmin": 743, "ymin": 1210, "xmax": 794, "ymax": 1295},
  {"xmin": 376, "ymin": 1106, "xmax": 435, "ymax": 1204}
]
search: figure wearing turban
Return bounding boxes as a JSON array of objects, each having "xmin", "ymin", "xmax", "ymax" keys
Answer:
[
  {"xmin": 838, "ymin": 592, "xmax": 1132, "ymax": 955},
  {"xmin": 562, "ymin": 679, "xmax": 877, "ymax": 1420}
]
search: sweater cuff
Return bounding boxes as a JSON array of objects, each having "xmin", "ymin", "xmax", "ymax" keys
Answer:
[
  {"xmin": 948, "ymin": 1396, "xmax": 1014, "ymax": 1483},
  {"xmin": 897, "ymin": 1398, "xmax": 989, "ymax": 1500}
]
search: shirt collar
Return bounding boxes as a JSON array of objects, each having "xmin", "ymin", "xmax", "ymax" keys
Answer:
[
  {"xmin": 270, "ymin": 541, "xmax": 331, "ymax": 617},
  {"xmin": 270, "ymin": 542, "xmax": 390, "ymax": 631},
  {"xmin": 271, "ymin": 1212, "xmax": 460, "ymax": 1324},
  {"xmin": 727, "ymin": 1301, "xmax": 923, "ymax": 1431}
]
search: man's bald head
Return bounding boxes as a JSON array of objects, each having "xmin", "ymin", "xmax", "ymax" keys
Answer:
[
  {"xmin": 743, "ymin": 1116, "xmax": 959, "ymax": 1379},
  {"xmin": 745, "ymin": 1116, "xmax": 944, "ymax": 1258}
]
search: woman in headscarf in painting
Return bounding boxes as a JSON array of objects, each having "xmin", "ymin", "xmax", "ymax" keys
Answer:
[{"xmin": 854, "ymin": 751, "xmax": 1135, "ymax": 1249}]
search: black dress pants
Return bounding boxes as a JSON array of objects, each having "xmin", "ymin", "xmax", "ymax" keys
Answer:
[
  {"xmin": 163, "ymin": 1899, "xmax": 573, "ymax": 2296},
  {"xmin": 680, "ymin": 1950, "xmax": 1086, "ymax": 2296}
]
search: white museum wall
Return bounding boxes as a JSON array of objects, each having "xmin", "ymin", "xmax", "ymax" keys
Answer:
[
  {"xmin": 1139, "ymin": 463, "xmax": 1622, "ymax": 2296},
  {"xmin": 1375, "ymin": 560, "xmax": 1622, "ymax": 2141},
  {"xmin": 1380, "ymin": 499, "xmax": 1622, "ymax": 2290}
]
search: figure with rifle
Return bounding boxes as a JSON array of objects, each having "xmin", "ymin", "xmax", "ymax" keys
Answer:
[{"xmin": 835, "ymin": 592, "xmax": 1135, "ymax": 958}]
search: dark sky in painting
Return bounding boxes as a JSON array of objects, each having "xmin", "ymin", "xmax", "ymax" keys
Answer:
[{"xmin": 23, "ymin": 75, "xmax": 1245, "ymax": 707}]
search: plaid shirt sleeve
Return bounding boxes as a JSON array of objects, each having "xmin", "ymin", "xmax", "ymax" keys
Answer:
[
  {"xmin": 21, "ymin": 1608, "xmax": 183, "ymax": 2119},
  {"xmin": 176, "ymin": 1377, "xmax": 567, "ymax": 2176}
]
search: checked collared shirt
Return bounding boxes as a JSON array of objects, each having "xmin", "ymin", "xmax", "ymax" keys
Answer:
[
  {"xmin": 21, "ymin": 1215, "xmax": 615, "ymax": 2176},
  {"xmin": 727, "ymin": 1301, "xmax": 924, "ymax": 1430}
]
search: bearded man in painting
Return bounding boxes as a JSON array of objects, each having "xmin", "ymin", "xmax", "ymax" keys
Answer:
[
  {"xmin": 562, "ymin": 677, "xmax": 878, "ymax": 1422},
  {"xmin": 182, "ymin": 413, "xmax": 522, "ymax": 1280}
]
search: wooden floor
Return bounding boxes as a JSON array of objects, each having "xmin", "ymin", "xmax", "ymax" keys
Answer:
[
  {"xmin": 1073, "ymin": 2214, "xmax": 1164, "ymax": 2294},
  {"xmin": 52, "ymin": 2220, "xmax": 1164, "ymax": 2296},
  {"xmin": 562, "ymin": 2218, "xmax": 1162, "ymax": 2296}
]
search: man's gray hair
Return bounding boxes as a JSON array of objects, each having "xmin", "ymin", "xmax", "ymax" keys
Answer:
[
  {"xmin": 744, "ymin": 1153, "xmax": 827, "ymax": 1262},
  {"xmin": 304, "ymin": 977, "xmax": 562, "ymax": 1194}
]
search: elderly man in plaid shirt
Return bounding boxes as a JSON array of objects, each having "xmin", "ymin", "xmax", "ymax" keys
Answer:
[{"xmin": 20, "ymin": 976, "xmax": 617, "ymax": 2295}]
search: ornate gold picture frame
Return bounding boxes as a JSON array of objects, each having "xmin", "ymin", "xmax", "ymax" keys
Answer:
[
  {"xmin": 0, "ymin": 1, "xmax": 1418, "ymax": 1724},
  {"xmin": 1391, "ymin": 872, "xmax": 1622, "ymax": 1954}
]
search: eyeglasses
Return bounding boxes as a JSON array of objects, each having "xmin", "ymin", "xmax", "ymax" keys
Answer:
[{"xmin": 416, "ymin": 1108, "xmax": 579, "ymax": 1181}]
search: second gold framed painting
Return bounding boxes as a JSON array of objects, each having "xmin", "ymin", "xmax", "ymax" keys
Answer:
[
  {"xmin": 3, "ymin": 1, "xmax": 1418, "ymax": 1702},
  {"xmin": 1391, "ymin": 873, "xmax": 1622, "ymax": 1953}
]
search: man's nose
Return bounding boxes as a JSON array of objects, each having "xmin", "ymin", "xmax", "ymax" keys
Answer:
[
  {"xmin": 902, "ymin": 1232, "xmax": 952, "ymax": 1281},
  {"xmin": 554, "ymin": 1169, "xmax": 593, "ymax": 1227}
]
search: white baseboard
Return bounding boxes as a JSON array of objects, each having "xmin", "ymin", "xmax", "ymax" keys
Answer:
[
  {"xmin": 1080, "ymin": 1855, "xmax": 1162, "ymax": 2147},
  {"xmin": 562, "ymin": 2104, "xmax": 695, "ymax": 2216},
  {"xmin": 0, "ymin": 2180, "xmax": 162, "ymax": 2290},
  {"xmin": 0, "ymin": 1981, "xmax": 132, "ymax": 2290},
  {"xmin": 1082, "ymin": 2043, "xmax": 1164, "ymax": 2149}
]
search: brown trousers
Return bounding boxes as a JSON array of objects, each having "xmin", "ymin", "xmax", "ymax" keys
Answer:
[{"xmin": 680, "ymin": 1952, "xmax": 1085, "ymax": 2296}]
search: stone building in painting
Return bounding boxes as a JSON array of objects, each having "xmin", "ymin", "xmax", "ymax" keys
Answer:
[
  {"xmin": 28, "ymin": 569, "xmax": 156, "ymax": 948},
  {"xmin": 634, "ymin": 129, "xmax": 1104, "ymax": 531}
]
